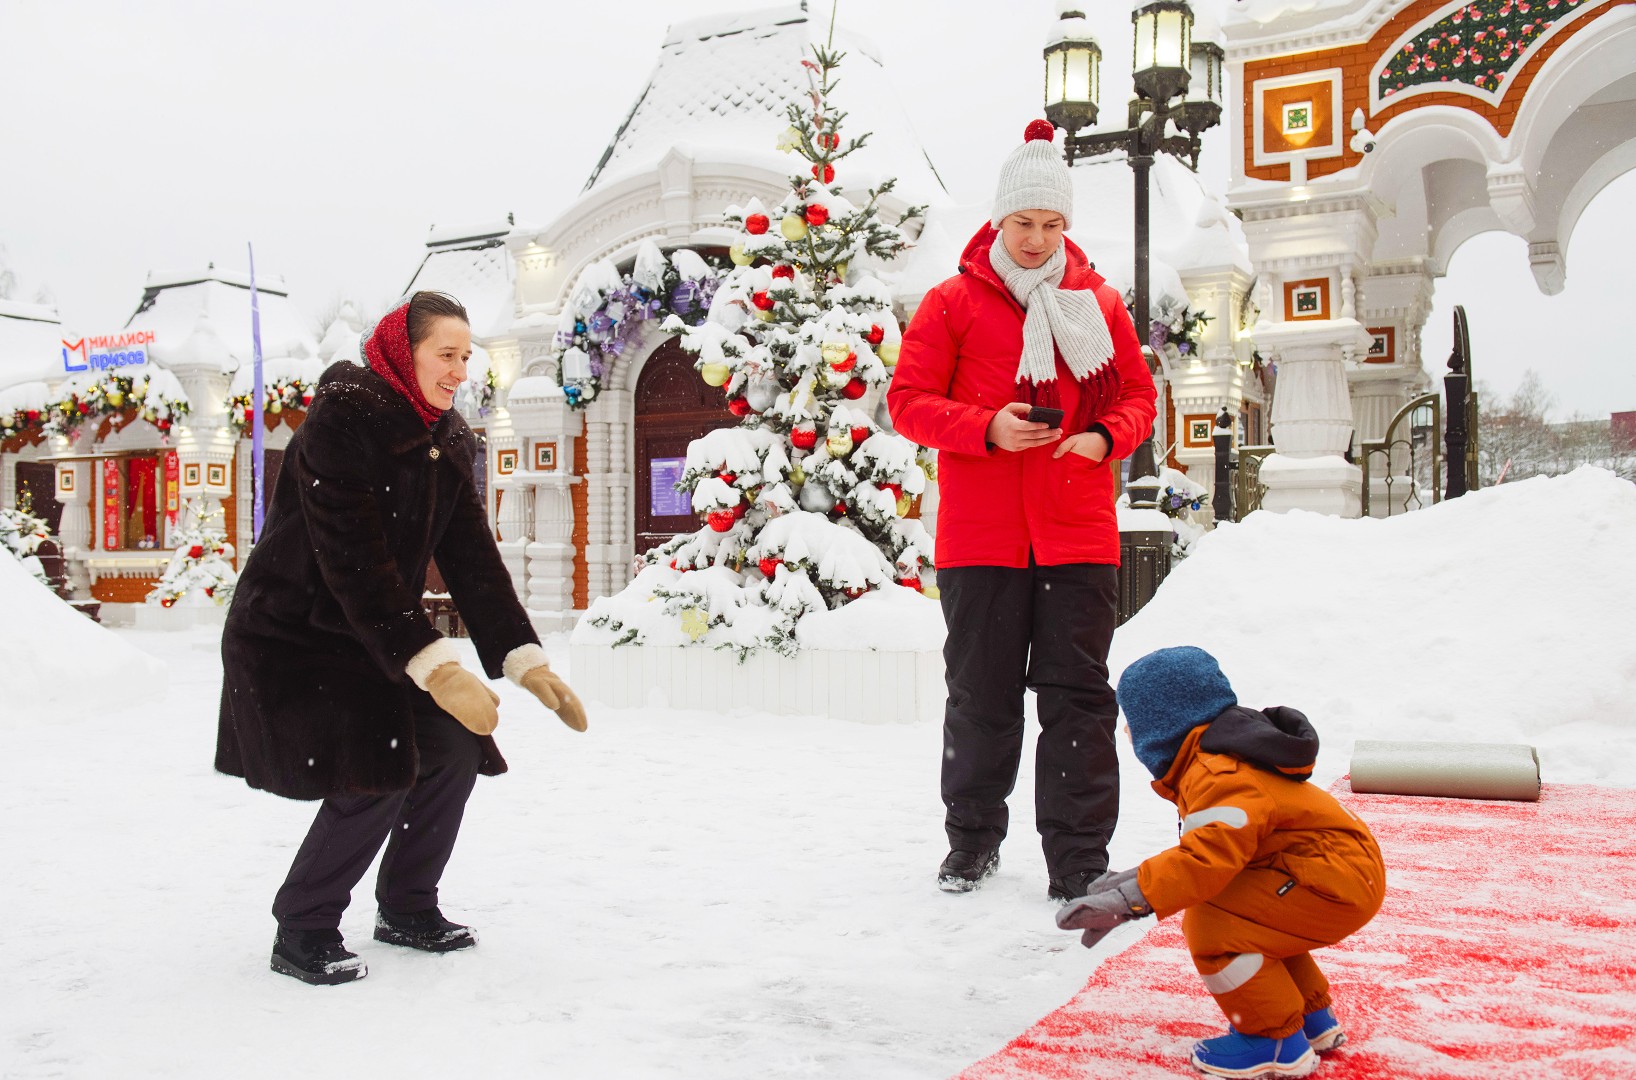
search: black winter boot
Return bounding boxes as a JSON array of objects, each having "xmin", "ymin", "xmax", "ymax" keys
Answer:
[
  {"xmin": 1047, "ymin": 867, "xmax": 1108, "ymax": 905},
  {"xmin": 938, "ymin": 848, "xmax": 1001, "ymax": 893},
  {"xmin": 270, "ymin": 927, "xmax": 367, "ymax": 985},
  {"xmin": 373, "ymin": 906, "xmax": 477, "ymax": 953}
]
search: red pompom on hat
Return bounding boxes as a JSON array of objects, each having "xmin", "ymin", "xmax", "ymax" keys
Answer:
[{"xmin": 1024, "ymin": 119, "xmax": 1056, "ymax": 143}]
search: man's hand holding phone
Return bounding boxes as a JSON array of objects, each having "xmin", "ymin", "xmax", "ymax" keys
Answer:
[{"xmin": 986, "ymin": 402, "xmax": 1063, "ymax": 452}]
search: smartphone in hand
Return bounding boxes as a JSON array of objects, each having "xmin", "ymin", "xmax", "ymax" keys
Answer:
[{"xmin": 1025, "ymin": 406, "xmax": 1065, "ymax": 429}]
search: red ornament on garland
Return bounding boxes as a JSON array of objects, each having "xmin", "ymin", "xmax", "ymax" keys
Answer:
[
  {"xmin": 745, "ymin": 213, "xmax": 769, "ymax": 235},
  {"xmin": 841, "ymin": 377, "xmax": 867, "ymax": 400},
  {"xmin": 188, "ymin": 544, "xmax": 204, "ymax": 560},
  {"xmin": 718, "ymin": 471, "xmax": 737, "ymax": 484},
  {"xmin": 771, "ymin": 264, "xmax": 795, "ymax": 279},
  {"xmin": 706, "ymin": 509, "xmax": 736, "ymax": 533},
  {"xmin": 727, "ymin": 396, "xmax": 754, "ymax": 418},
  {"xmin": 849, "ymin": 424, "xmax": 871, "ymax": 445},
  {"xmin": 25, "ymin": 409, "xmax": 40, "ymax": 422},
  {"xmin": 1024, "ymin": 118, "xmax": 1056, "ymax": 143},
  {"xmin": 791, "ymin": 425, "xmax": 818, "ymax": 450},
  {"xmin": 302, "ymin": 392, "xmax": 313, "ymax": 406},
  {"xmin": 811, "ymin": 163, "xmax": 835, "ymax": 184},
  {"xmin": 804, "ymin": 204, "xmax": 829, "ymax": 227},
  {"xmin": 833, "ymin": 500, "xmax": 848, "ymax": 516},
  {"xmin": 866, "ymin": 325, "xmax": 885, "ymax": 346},
  {"xmin": 830, "ymin": 352, "xmax": 857, "ymax": 374},
  {"xmin": 161, "ymin": 596, "xmax": 176, "ymax": 608},
  {"xmin": 758, "ymin": 557, "xmax": 781, "ymax": 578},
  {"xmin": 899, "ymin": 576, "xmax": 923, "ymax": 592},
  {"xmin": 752, "ymin": 291, "xmax": 775, "ymax": 311}
]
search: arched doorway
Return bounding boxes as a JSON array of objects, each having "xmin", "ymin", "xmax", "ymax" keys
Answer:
[{"xmin": 633, "ymin": 337, "xmax": 735, "ymax": 555}]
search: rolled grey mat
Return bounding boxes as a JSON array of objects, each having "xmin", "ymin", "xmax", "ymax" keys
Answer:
[{"xmin": 1349, "ymin": 740, "xmax": 1541, "ymax": 802}]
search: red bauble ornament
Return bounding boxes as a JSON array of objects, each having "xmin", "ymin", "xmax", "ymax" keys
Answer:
[
  {"xmin": 866, "ymin": 325, "xmax": 885, "ymax": 346},
  {"xmin": 1024, "ymin": 119, "xmax": 1055, "ymax": 143},
  {"xmin": 791, "ymin": 426, "xmax": 818, "ymax": 450},
  {"xmin": 25, "ymin": 409, "xmax": 39, "ymax": 422},
  {"xmin": 811, "ymin": 163, "xmax": 835, "ymax": 184},
  {"xmin": 899, "ymin": 576, "xmax": 922, "ymax": 592},
  {"xmin": 833, "ymin": 500, "xmax": 848, "ymax": 516},
  {"xmin": 157, "ymin": 419, "xmax": 171, "ymax": 432},
  {"xmin": 745, "ymin": 213, "xmax": 769, "ymax": 235},
  {"xmin": 843, "ymin": 586, "xmax": 865, "ymax": 600},
  {"xmin": 804, "ymin": 204, "xmax": 829, "ymax": 227},
  {"xmin": 301, "ymin": 392, "xmax": 313, "ymax": 406},
  {"xmin": 841, "ymin": 377, "xmax": 867, "ymax": 400},
  {"xmin": 758, "ymin": 557, "xmax": 781, "ymax": 579},
  {"xmin": 188, "ymin": 544, "xmax": 204, "ymax": 560},
  {"xmin": 881, "ymin": 482, "xmax": 902, "ymax": 500},
  {"xmin": 849, "ymin": 424, "xmax": 870, "ymax": 445},
  {"xmin": 718, "ymin": 471, "xmax": 737, "ymax": 484},
  {"xmin": 161, "ymin": 597, "xmax": 176, "ymax": 608},
  {"xmin": 819, "ymin": 132, "xmax": 840, "ymax": 151},
  {"xmin": 731, "ymin": 501, "xmax": 748, "ymax": 520},
  {"xmin": 78, "ymin": 402, "xmax": 91, "ymax": 415},
  {"xmin": 205, "ymin": 586, "xmax": 215, "ymax": 597},
  {"xmin": 830, "ymin": 352, "xmax": 857, "ymax": 374},
  {"xmin": 771, "ymin": 264, "xmax": 795, "ymax": 279},
  {"xmin": 727, "ymin": 396, "xmax": 754, "ymax": 418},
  {"xmin": 706, "ymin": 509, "xmax": 736, "ymax": 533},
  {"xmin": 752, "ymin": 290, "xmax": 775, "ymax": 311}
]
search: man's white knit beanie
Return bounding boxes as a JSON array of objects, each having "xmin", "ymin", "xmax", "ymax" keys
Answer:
[{"xmin": 990, "ymin": 119, "xmax": 1074, "ymax": 230}]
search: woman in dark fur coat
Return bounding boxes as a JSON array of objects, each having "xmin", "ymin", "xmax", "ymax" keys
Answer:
[{"xmin": 217, "ymin": 290, "xmax": 587, "ymax": 986}]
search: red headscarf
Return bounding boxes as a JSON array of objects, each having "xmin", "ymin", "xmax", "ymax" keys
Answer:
[{"xmin": 365, "ymin": 302, "xmax": 445, "ymax": 427}]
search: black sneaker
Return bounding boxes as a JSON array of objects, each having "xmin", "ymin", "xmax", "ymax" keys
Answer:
[
  {"xmin": 938, "ymin": 848, "xmax": 1000, "ymax": 893},
  {"xmin": 1047, "ymin": 868, "xmax": 1107, "ymax": 905},
  {"xmin": 270, "ymin": 927, "xmax": 367, "ymax": 986},
  {"xmin": 373, "ymin": 906, "xmax": 477, "ymax": 953}
]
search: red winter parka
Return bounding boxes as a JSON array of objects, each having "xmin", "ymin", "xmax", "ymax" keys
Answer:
[{"xmin": 887, "ymin": 225, "xmax": 1156, "ymax": 568}]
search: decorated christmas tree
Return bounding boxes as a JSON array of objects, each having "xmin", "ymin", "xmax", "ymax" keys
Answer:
[
  {"xmin": 0, "ymin": 497, "xmax": 53, "ymax": 588},
  {"xmin": 578, "ymin": 42, "xmax": 937, "ymax": 657},
  {"xmin": 146, "ymin": 500, "xmax": 237, "ymax": 608}
]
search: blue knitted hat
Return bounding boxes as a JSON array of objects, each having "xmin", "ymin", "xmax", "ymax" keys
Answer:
[{"xmin": 1117, "ymin": 646, "xmax": 1239, "ymax": 778}]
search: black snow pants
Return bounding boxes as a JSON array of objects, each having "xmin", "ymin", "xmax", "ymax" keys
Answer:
[
  {"xmin": 272, "ymin": 697, "xmax": 482, "ymax": 931},
  {"xmin": 938, "ymin": 561, "xmax": 1121, "ymax": 879}
]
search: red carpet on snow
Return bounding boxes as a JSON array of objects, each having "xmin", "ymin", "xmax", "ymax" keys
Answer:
[{"xmin": 955, "ymin": 782, "xmax": 1636, "ymax": 1080}]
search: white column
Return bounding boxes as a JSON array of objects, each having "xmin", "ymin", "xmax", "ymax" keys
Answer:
[
  {"xmin": 1257, "ymin": 319, "xmax": 1372, "ymax": 517},
  {"xmin": 527, "ymin": 476, "xmax": 578, "ymax": 633},
  {"xmin": 584, "ymin": 388, "xmax": 633, "ymax": 601}
]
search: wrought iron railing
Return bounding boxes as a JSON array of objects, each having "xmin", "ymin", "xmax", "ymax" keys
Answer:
[
  {"xmin": 1360, "ymin": 393, "xmax": 1442, "ymax": 518},
  {"xmin": 1233, "ymin": 445, "xmax": 1274, "ymax": 521}
]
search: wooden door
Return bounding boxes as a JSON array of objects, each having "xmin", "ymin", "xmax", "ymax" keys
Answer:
[
  {"xmin": 14, "ymin": 461, "xmax": 62, "ymax": 534},
  {"xmin": 634, "ymin": 338, "xmax": 735, "ymax": 555}
]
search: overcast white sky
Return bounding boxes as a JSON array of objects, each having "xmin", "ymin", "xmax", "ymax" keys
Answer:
[{"xmin": 2, "ymin": 0, "xmax": 1630, "ymax": 418}]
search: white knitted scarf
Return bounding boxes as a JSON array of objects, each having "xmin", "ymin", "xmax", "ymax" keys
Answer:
[{"xmin": 988, "ymin": 233, "xmax": 1116, "ymax": 387}]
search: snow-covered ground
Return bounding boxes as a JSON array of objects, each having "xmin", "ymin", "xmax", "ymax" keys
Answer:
[{"xmin": 2, "ymin": 467, "xmax": 1633, "ymax": 1079}]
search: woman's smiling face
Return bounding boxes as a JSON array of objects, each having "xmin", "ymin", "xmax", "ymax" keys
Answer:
[{"xmin": 411, "ymin": 316, "xmax": 472, "ymax": 411}]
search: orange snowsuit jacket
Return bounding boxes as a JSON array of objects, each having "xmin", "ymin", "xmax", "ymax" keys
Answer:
[{"xmin": 1136, "ymin": 716, "xmax": 1385, "ymax": 927}]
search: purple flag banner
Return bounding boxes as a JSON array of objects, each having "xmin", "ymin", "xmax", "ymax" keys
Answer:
[{"xmin": 248, "ymin": 243, "xmax": 266, "ymax": 542}]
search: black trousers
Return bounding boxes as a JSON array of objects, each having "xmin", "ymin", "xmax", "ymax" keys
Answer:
[
  {"xmin": 938, "ymin": 561, "xmax": 1121, "ymax": 877},
  {"xmin": 272, "ymin": 698, "xmax": 482, "ymax": 932}
]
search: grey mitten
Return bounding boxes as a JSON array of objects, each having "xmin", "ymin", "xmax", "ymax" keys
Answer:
[{"xmin": 1054, "ymin": 867, "xmax": 1154, "ymax": 948}]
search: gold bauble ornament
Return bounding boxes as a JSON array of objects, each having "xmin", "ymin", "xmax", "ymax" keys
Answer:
[
  {"xmin": 780, "ymin": 214, "xmax": 809, "ymax": 242},
  {"xmin": 826, "ymin": 431, "xmax": 854, "ymax": 457},
  {"xmin": 269, "ymin": 401, "xmax": 282, "ymax": 415},
  {"xmin": 833, "ymin": 261, "xmax": 848, "ymax": 280},
  {"xmin": 788, "ymin": 464, "xmax": 806, "ymax": 486},
  {"xmin": 820, "ymin": 340, "xmax": 850, "ymax": 366},
  {"xmin": 922, "ymin": 585, "xmax": 941, "ymax": 601},
  {"xmin": 106, "ymin": 390, "xmax": 125, "ymax": 408},
  {"xmin": 700, "ymin": 363, "xmax": 731, "ymax": 387},
  {"xmin": 729, "ymin": 242, "xmax": 754, "ymax": 266},
  {"xmin": 877, "ymin": 342, "xmax": 900, "ymax": 366},
  {"xmin": 756, "ymin": 310, "xmax": 776, "ymax": 322},
  {"xmin": 896, "ymin": 493, "xmax": 913, "ymax": 517}
]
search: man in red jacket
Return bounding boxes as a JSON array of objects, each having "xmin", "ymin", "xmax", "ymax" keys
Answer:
[{"xmin": 888, "ymin": 120, "xmax": 1157, "ymax": 901}]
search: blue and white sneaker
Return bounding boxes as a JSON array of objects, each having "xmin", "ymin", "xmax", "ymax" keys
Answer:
[
  {"xmin": 1302, "ymin": 1006, "xmax": 1346, "ymax": 1053},
  {"xmin": 1191, "ymin": 1028, "xmax": 1317, "ymax": 1078}
]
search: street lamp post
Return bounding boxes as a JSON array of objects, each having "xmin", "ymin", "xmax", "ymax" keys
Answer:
[{"xmin": 1043, "ymin": 0, "xmax": 1223, "ymax": 490}]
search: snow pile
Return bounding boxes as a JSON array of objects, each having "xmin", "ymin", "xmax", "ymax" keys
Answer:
[
  {"xmin": 0, "ymin": 551, "xmax": 166, "ymax": 715},
  {"xmin": 1111, "ymin": 467, "xmax": 1636, "ymax": 785}
]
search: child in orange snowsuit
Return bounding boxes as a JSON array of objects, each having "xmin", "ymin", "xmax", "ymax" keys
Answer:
[{"xmin": 1057, "ymin": 646, "xmax": 1386, "ymax": 1079}]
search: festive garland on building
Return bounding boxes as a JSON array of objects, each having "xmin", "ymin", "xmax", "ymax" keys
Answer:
[
  {"xmin": 1, "ymin": 404, "xmax": 47, "ymax": 445},
  {"xmin": 551, "ymin": 245, "xmax": 727, "ymax": 408},
  {"xmin": 225, "ymin": 375, "xmax": 317, "ymax": 435},
  {"xmin": 1381, "ymin": 0, "xmax": 1586, "ymax": 100},
  {"xmin": 46, "ymin": 373, "xmax": 191, "ymax": 441}
]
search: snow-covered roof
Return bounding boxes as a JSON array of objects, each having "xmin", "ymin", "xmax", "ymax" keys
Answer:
[
  {"xmin": 401, "ymin": 222, "xmax": 518, "ymax": 339},
  {"xmin": 584, "ymin": 4, "xmax": 946, "ymax": 204},
  {"xmin": 0, "ymin": 298, "xmax": 66, "ymax": 389},
  {"xmin": 1224, "ymin": 0, "xmax": 1362, "ymax": 27},
  {"xmin": 897, "ymin": 152, "xmax": 1250, "ymax": 306},
  {"xmin": 126, "ymin": 267, "xmax": 317, "ymax": 372}
]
